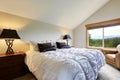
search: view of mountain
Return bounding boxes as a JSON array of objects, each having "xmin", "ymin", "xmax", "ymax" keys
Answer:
[{"xmin": 91, "ymin": 36, "xmax": 120, "ymax": 39}]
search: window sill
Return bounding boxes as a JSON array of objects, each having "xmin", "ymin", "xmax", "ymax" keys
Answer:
[{"xmin": 87, "ymin": 46, "xmax": 117, "ymax": 51}]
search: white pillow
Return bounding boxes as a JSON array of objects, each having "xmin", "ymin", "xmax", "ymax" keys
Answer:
[
  {"xmin": 29, "ymin": 41, "xmax": 39, "ymax": 51},
  {"xmin": 117, "ymin": 44, "xmax": 120, "ymax": 53}
]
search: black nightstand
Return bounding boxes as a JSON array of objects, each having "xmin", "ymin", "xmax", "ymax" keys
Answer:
[{"xmin": 0, "ymin": 53, "xmax": 27, "ymax": 80}]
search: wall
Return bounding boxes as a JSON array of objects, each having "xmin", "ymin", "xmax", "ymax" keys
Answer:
[
  {"xmin": 73, "ymin": 0, "xmax": 120, "ymax": 48},
  {"xmin": 0, "ymin": 11, "xmax": 72, "ymax": 53}
]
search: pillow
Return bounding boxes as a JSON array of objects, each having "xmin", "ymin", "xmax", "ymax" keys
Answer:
[
  {"xmin": 43, "ymin": 46, "xmax": 56, "ymax": 52},
  {"xmin": 38, "ymin": 43, "xmax": 56, "ymax": 52},
  {"xmin": 56, "ymin": 42, "xmax": 70, "ymax": 49},
  {"xmin": 117, "ymin": 44, "xmax": 120, "ymax": 53},
  {"xmin": 29, "ymin": 41, "xmax": 39, "ymax": 51}
]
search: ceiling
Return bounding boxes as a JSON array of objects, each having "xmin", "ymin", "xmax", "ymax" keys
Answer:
[{"xmin": 0, "ymin": 0, "xmax": 109, "ymax": 29}]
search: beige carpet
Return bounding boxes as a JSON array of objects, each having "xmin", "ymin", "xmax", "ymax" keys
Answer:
[
  {"xmin": 97, "ymin": 64, "xmax": 120, "ymax": 80},
  {"xmin": 14, "ymin": 64, "xmax": 120, "ymax": 80}
]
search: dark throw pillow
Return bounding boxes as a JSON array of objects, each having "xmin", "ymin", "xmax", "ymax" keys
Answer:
[
  {"xmin": 56, "ymin": 42, "xmax": 70, "ymax": 49},
  {"xmin": 43, "ymin": 46, "xmax": 56, "ymax": 52},
  {"xmin": 38, "ymin": 43, "xmax": 56, "ymax": 52}
]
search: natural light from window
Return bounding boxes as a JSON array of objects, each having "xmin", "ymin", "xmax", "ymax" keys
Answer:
[{"xmin": 88, "ymin": 25, "xmax": 120, "ymax": 48}]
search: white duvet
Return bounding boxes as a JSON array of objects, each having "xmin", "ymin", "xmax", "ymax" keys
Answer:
[{"xmin": 25, "ymin": 48, "xmax": 105, "ymax": 80}]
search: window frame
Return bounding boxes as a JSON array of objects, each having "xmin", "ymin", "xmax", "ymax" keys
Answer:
[{"xmin": 86, "ymin": 18, "xmax": 120, "ymax": 49}]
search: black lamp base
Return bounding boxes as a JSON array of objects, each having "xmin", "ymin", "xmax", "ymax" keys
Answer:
[{"xmin": 5, "ymin": 39, "xmax": 14, "ymax": 54}]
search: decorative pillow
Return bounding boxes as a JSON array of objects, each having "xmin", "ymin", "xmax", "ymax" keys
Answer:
[
  {"xmin": 43, "ymin": 46, "xmax": 56, "ymax": 52},
  {"xmin": 29, "ymin": 41, "xmax": 39, "ymax": 51},
  {"xmin": 38, "ymin": 43, "xmax": 56, "ymax": 52},
  {"xmin": 117, "ymin": 44, "xmax": 120, "ymax": 53},
  {"xmin": 56, "ymin": 42, "xmax": 70, "ymax": 49}
]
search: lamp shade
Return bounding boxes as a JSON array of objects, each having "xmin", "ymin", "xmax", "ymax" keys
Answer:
[
  {"xmin": 63, "ymin": 35, "xmax": 71, "ymax": 40},
  {"xmin": 0, "ymin": 29, "xmax": 20, "ymax": 39}
]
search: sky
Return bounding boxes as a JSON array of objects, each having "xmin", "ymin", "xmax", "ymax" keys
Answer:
[{"xmin": 88, "ymin": 25, "xmax": 120, "ymax": 39}]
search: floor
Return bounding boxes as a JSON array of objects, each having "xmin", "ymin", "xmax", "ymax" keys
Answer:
[
  {"xmin": 97, "ymin": 64, "xmax": 120, "ymax": 80},
  {"xmin": 14, "ymin": 73, "xmax": 36, "ymax": 80},
  {"xmin": 14, "ymin": 64, "xmax": 120, "ymax": 80}
]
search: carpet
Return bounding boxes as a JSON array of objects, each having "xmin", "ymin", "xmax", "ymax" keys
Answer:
[{"xmin": 97, "ymin": 64, "xmax": 120, "ymax": 80}]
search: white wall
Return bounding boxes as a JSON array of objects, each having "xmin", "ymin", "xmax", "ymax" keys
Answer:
[
  {"xmin": 0, "ymin": 11, "xmax": 72, "ymax": 53},
  {"xmin": 19, "ymin": 20, "xmax": 72, "ymax": 42},
  {"xmin": 73, "ymin": 0, "xmax": 120, "ymax": 48}
]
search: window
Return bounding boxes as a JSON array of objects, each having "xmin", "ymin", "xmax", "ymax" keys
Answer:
[
  {"xmin": 88, "ymin": 28, "xmax": 103, "ymax": 47},
  {"xmin": 104, "ymin": 26, "xmax": 120, "ymax": 48},
  {"xmin": 86, "ymin": 18, "xmax": 120, "ymax": 49}
]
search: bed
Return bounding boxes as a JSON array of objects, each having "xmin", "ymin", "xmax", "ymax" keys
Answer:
[{"xmin": 25, "ymin": 42, "xmax": 105, "ymax": 80}]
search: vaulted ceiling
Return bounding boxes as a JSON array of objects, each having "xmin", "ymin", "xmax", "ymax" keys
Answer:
[{"xmin": 0, "ymin": 0, "xmax": 109, "ymax": 29}]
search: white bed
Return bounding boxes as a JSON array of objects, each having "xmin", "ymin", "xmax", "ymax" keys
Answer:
[{"xmin": 25, "ymin": 47, "xmax": 105, "ymax": 80}]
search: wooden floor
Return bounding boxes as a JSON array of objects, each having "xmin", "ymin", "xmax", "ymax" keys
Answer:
[{"xmin": 14, "ymin": 64, "xmax": 120, "ymax": 80}]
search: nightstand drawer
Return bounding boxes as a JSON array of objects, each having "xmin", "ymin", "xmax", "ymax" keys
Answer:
[
  {"xmin": 0, "ymin": 55, "xmax": 25, "ymax": 68},
  {"xmin": 0, "ymin": 53, "xmax": 27, "ymax": 79}
]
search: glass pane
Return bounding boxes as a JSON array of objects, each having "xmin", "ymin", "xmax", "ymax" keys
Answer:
[
  {"xmin": 88, "ymin": 28, "xmax": 103, "ymax": 47},
  {"xmin": 104, "ymin": 25, "xmax": 120, "ymax": 48}
]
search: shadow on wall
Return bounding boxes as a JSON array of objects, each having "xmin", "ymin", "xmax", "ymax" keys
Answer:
[{"xmin": 0, "ymin": 11, "xmax": 32, "ymax": 30}]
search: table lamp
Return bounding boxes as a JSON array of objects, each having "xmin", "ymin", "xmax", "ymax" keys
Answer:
[
  {"xmin": 63, "ymin": 34, "xmax": 71, "ymax": 45},
  {"xmin": 0, "ymin": 29, "xmax": 20, "ymax": 54}
]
